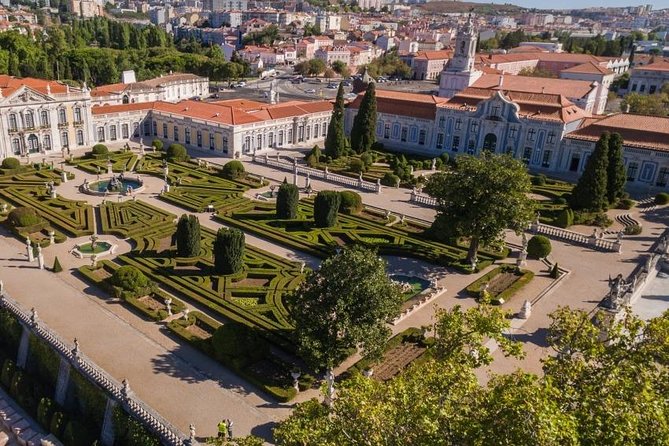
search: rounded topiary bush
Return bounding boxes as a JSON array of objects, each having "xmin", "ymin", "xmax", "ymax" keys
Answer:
[
  {"xmin": 527, "ymin": 235, "xmax": 552, "ymax": 259},
  {"xmin": 1, "ymin": 157, "xmax": 20, "ymax": 169},
  {"xmin": 7, "ymin": 207, "xmax": 42, "ymax": 227},
  {"xmin": 111, "ymin": 265, "xmax": 149, "ymax": 292},
  {"xmin": 151, "ymin": 139, "xmax": 163, "ymax": 151},
  {"xmin": 221, "ymin": 160, "xmax": 245, "ymax": 179},
  {"xmin": 91, "ymin": 144, "xmax": 109, "ymax": 156},
  {"xmin": 166, "ymin": 144, "xmax": 188, "ymax": 162},
  {"xmin": 617, "ymin": 198, "xmax": 635, "ymax": 210},
  {"xmin": 624, "ymin": 224, "xmax": 642, "ymax": 235},
  {"xmin": 381, "ymin": 172, "xmax": 400, "ymax": 187},
  {"xmin": 348, "ymin": 158, "xmax": 365, "ymax": 173},
  {"xmin": 531, "ymin": 174, "xmax": 546, "ymax": 186},
  {"xmin": 655, "ymin": 192, "xmax": 669, "ymax": 205},
  {"xmin": 339, "ymin": 190, "xmax": 362, "ymax": 214}
]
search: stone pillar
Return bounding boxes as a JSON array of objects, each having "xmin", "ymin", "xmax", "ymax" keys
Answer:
[
  {"xmin": 61, "ymin": 171, "xmax": 68, "ymax": 183},
  {"xmin": 38, "ymin": 252, "xmax": 45, "ymax": 270},
  {"xmin": 16, "ymin": 325, "xmax": 30, "ymax": 368},
  {"xmin": 54, "ymin": 357, "xmax": 71, "ymax": 405},
  {"xmin": 376, "ymin": 179, "xmax": 381, "ymax": 194},
  {"xmin": 293, "ymin": 165, "xmax": 298, "ymax": 186},
  {"xmin": 51, "ymin": 189, "xmax": 57, "ymax": 199},
  {"xmin": 27, "ymin": 239, "xmax": 34, "ymax": 262},
  {"xmin": 519, "ymin": 300, "xmax": 531, "ymax": 319},
  {"xmin": 49, "ymin": 231, "xmax": 55, "ymax": 245},
  {"xmin": 100, "ymin": 398, "xmax": 117, "ymax": 446}
]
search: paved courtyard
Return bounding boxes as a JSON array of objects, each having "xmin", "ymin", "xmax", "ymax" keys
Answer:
[{"xmin": 0, "ymin": 147, "xmax": 667, "ymax": 441}]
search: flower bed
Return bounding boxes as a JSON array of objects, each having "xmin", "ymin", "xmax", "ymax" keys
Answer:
[{"xmin": 466, "ymin": 264, "xmax": 534, "ymax": 305}]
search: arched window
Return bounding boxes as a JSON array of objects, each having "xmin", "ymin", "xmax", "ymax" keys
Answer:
[
  {"xmin": 12, "ymin": 138, "xmax": 21, "ymax": 155},
  {"xmin": 257, "ymin": 134, "xmax": 262, "ymax": 149},
  {"xmin": 76, "ymin": 130, "xmax": 84, "ymax": 146},
  {"xmin": 483, "ymin": 133, "xmax": 497, "ymax": 152},
  {"xmin": 27, "ymin": 134, "xmax": 39, "ymax": 153},
  {"xmin": 185, "ymin": 128, "xmax": 191, "ymax": 144},
  {"xmin": 58, "ymin": 108, "xmax": 67, "ymax": 124},
  {"xmin": 74, "ymin": 107, "xmax": 82, "ymax": 123},
  {"xmin": 43, "ymin": 135, "xmax": 51, "ymax": 150},
  {"xmin": 122, "ymin": 95, "xmax": 129, "ymax": 104},
  {"xmin": 314, "ymin": 124, "xmax": 319, "ymax": 138},
  {"xmin": 268, "ymin": 132, "xmax": 274, "ymax": 147},
  {"xmin": 25, "ymin": 112, "xmax": 34, "ymax": 129},
  {"xmin": 40, "ymin": 110, "xmax": 49, "ymax": 127},
  {"xmin": 110, "ymin": 125, "xmax": 117, "ymax": 141},
  {"xmin": 279, "ymin": 130, "xmax": 284, "ymax": 145},
  {"xmin": 122, "ymin": 124, "xmax": 129, "ymax": 139},
  {"xmin": 61, "ymin": 131, "xmax": 69, "ymax": 147},
  {"xmin": 97, "ymin": 127, "xmax": 105, "ymax": 142},
  {"xmin": 9, "ymin": 114, "xmax": 18, "ymax": 131}
]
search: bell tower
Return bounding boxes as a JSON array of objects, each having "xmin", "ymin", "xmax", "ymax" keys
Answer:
[{"xmin": 438, "ymin": 14, "xmax": 483, "ymax": 98}]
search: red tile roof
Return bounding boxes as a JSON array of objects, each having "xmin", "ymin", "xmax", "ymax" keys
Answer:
[
  {"xmin": 633, "ymin": 60, "xmax": 669, "ymax": 72},
  {"xmin": 561, "ymin": 62, "xmax": 614, "ymax": 75},
  {"xmin": 0, "ymin": 75, "xmax": 73, "ymax": 97},
  {"xmin": 472, "ymin": 73, "xmax": 596, "ymax": 99},
  {"xmin": 347, "ymin": 90, "xmax": 447, "ymax": 120},
  {"xmin": 566, "ymin": 113, "xmax": 669, "ymax": 151}
]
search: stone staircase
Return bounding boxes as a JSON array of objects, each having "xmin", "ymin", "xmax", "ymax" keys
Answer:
[{"xmin": 637, "ymin": 197, "xmax": 658, "ymax": 212}]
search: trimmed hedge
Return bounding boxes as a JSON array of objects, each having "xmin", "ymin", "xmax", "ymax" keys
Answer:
[
  {"xmin": 466, "ymin": 264, "xmax": 534, "ymax": 305},
  {"xmin": 214, "ymin": 227, "xmax": 245, "ymax": 274},
  {"xmin": 221, "ymin": 160, "xmax": 245, "ymax": 179},
  {"xmin": 655, "ymin": 192, "xmax": 669, "ymax": 205},
  {"xmin": 527, "ymin": 235, "xmax": 552, "ymax": 259},
  {"xmin": 8, "ymin": 206, "xmax": 42, "ymax": 227},
  {"xmin": 176, "ymin": 214, "xmax": 201, "ymax": 258},
  {"xmin": 166, "ymin": 144, "xmax": 188, "ymax": 162},
  {"xmin": 91, "ymin": 144, "xmax": 109, "ymax": 156},
  {"xmin": 339, "ymin": 190, "xmax": 362, "ymax": 215},
  {"xmin": 313, "ymin": 190, "xmax": 340, "ymax": 228},
  {"xmin": 1, "ymin": 157, "xmax": 20, "ymax": 169},
  {"xmin": 276, "ymin": 182, "xmax": 299, "ymax": 219}
]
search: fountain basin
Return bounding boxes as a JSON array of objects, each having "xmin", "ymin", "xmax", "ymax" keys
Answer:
[
  {"xmin": 71, "ymin": 241, "xmax": 116, "ymax": 259},
  {"xmin": 82, "ymin": 176, "xmax": 145, "ymax": 196}
]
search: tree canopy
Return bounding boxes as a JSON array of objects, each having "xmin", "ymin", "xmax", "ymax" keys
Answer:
[
  {"xmin": 324, "ymin": 83, "xmax": 347, "ymax": 159},
  {"xmin": 424, "ymin": 153, "xmax": 535, "ymax": 263},
  {"xmin": 350, "ymin": 82, "xmax": 377, "ymax": 154},
  {"xmin": 274, "ymin": 304, "xmax": 669, "ymax": 445},
  {"xmin": 569, "ymin": 132, "xmax": 610, "ymax": 211},
  {"xmin": 291, "ymin": 246, "xmax": 404, "ymax": 371}
]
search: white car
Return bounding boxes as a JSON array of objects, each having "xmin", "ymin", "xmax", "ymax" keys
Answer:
[
  {"xmin": 236, "ymin": 81, "xmax": 247, "ymax": 87},
  {"xmin": 304, "ymin": 88, "xmax": 317, "ymax": 94}
]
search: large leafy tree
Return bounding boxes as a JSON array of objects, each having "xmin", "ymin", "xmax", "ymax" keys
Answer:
[
  {"xmin": 324, "ymin": 83, "xmax": 347, "ymax": 159},
  {"xmin": 607, "ymin": 132, "xmax": 627, "ymax": 205},
  {"xmin": 424, "ymin": 153, "xmax": 535, "ymax": 264},
  {"xmin": 274, "ymin": 305, "xmax": 669, "ymax": 446},
  {"xmin": 175, "ymin": 214, "xmax": 201, "ymax": 258},
  {"xmin": 350, "ymin": 82, "xmax": 377, "ymax": 154},
  {"xmin": 291, "ymin": 246, "xmax": 403, "ymax": 373},
  {"xmin": 569, "ymin": 132, "xmax": 610, "ymax": 211}
]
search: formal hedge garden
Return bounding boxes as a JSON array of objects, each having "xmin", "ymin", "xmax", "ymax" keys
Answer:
[
  {"xmin": 216, "ymin": 198, "xmax": 505, "ymax": 273},
  {"xmin": 465, "ymin": 264, "xmax": 534, "ymax": 305},
  {"xmin": 68, "ymin": 150, "xmax": 139, "ymax": 174}
]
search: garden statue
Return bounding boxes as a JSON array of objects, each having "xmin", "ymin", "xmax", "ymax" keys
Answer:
[
  {"xmin": 26, "ymin": 237, "xmax": 34, "ymax": 262},
  {"xmin": 72, "ymin": 338, "xmax": 80, "ymax": 360},
  {"xmin": 1, "ymin": 203, "xmax": 6, "ymax": 212},
  {"xmin": 617, "ymin": 231, "xmax": 624, "ymax": 243},
  {"xmin": 400, "ymin": 214, "xmax": 405, "ymax": 224},
  {"xmin": 385, "ymin": 210, "xmax": 391, "ymax": 220},
  {"xmin": 657, "ymin": 235, "xmax": 668, "ymax": 254},
  {"xmin": 189, "ymin": 424, "xmax": 196, "ymax": 441},
  {"xmin": 165, "ymin": 298, "xmax": 173, "ymax": 316},
  {"xmin": 182, "ymin": 308, "xmax": 190, "ymax": 320},
  {"xmin": 226, "ymin": 419, "xmax": 233, "ymax": 440},
  {"xmin": 91, "ymin": 254, "xmax": 98, "ymax": 268},
  {"xmin": 324, "ymin": 369, "xmax": 335, "ymax": 406},
  {"xmin": 645, "ymin": 254, "xmax": 654, "ymax": 273},
  {"xmin": 470, "ymin": 256, "xmax": 478, "ymax": 272},
  {"xmin": 30, "ymin": 307, "xmax": 38, "ymax": 326},
  {"xmin": 37, "ymin": 246, "xmax": 44, "ymax": 270},
  {"xmin": 122, "ymin": 379, "xmax": 132, "ymax": 399},
  {"xmin": 300, "ymin": 262, "xmax": 305, "ymax": 274},
  {"xmin": 431, "ymin": 158, "xmax": 436, "ymax": 171},
  {"xmin": 291, "ymin": 369, "xmax": 301, "ymax": 391},
  {"xmin": 604, "ymin": 273, "xmax": 628, "ymax": 310},
  {"xmin": 0, "ymin": 280, "xmax": 3, "ymax": 294},
  {"xmin": 519, "ymin": 300, "xmax": 532, "ymax": 319},
  {"xmin": 358, "ymin": 172, "xmax": 363, "ymax": 182}
]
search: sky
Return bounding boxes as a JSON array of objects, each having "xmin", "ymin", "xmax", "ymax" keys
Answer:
[{"xmin": 471, "ymin": 0, "xmax": 668, "ymax": 10}]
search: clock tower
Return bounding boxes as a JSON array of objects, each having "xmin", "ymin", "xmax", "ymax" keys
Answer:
[{"xmin": 438, "ymin": 14, "xmax": 483, "ymax": 98}]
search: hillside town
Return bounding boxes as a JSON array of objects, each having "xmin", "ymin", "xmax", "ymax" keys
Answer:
[{"xmin": 0, "ymin": 1, "xmax": 667, "ymax": 445}]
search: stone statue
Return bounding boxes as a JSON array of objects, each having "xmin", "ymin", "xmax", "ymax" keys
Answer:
[
  {"xmin": 519, "ymin": 300, "xmax": 531, "ymax": 319},
  {"xmin": 189, "ymin": 423, "xmax": 196, "ymax": 440},
  {"xmin": 521, "ymin": 233, "xmax": 528, "ymax": 251},
  {"xmin": 30, "ymin": 307, "xmax": 38, "ymax": 326},
  {"xmin": 658, "ymin": 235, "xmax": 668, "ymax": 254},
  {"xmin": 165, "ymin": 297, "xmax": 172, "ymax": 316},
  {"xmin": 182, "ymin": 308, "xmax": 190, "ymax": 320},
  {"xmin": 300, "ymin": 262, "xmax": 305, "ymax": 274},
  {"xmin": 604, "ymin": 273, "xmax": 627, "ymax": 310},
  {"xmin": 122, "ymin": 379, "xmax": 131, "ymax": 399},
  {"xmin": 72, "ymin": 338, "xmax": 80, "ymax": 359},
  {"xmin": 645, "ymin": 254, "xmax": 654, "ymax": 273},
  {"xmin": 431, "ymin": 158, "xmax": 436, "ymax": 171}
]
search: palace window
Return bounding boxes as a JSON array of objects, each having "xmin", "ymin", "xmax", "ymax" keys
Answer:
[
  {"xmin": 173, "ymin": 126, "xmax": 179, "ymax": 142},
  {"xmin": 322, "ymin": 124, "xmax": 326, "ymax": 137},
  {"xmin": 547, "ymin": 132, "xmax": 556, "ymax": 144},
  {"xmin": 110, "ymin": 125, "xmax": 117, "ymax": 141},
  {"xmin": 436, "ymin": 133, "xmax": 444, "ymax": 150},
  {"xmin": 25, "ymin": 112, "xmax": 34, "ymax": 129},
  {"xmin": 541, "ymin": 150, "xmax": 551, "ymax": 168},
  {"xmin": 522, "ymin": 147, "xmax": 532, "ymax": 164},
  {"xmin": 185, "ymin": 128, "xmax": 191, "ymax": 145},
  {"xmin": 222, "ymin": 135, "xmax": 229, "ymax": 153},
  {"xmin": 452, "ymin": 135, "xmax": 460, "ymax": 152},
  {"xmin": 210, "ymin": 133, "xmax": 216, "ymax": 150},
  {"xmin": 269, "ymin": 132, "xmax": 274, "ymax": 147},
  {"xmin": 76, "ymin": 130, "xmax": 84, "ymax": 146},
  {"xmin": 314, "ymin": 124, "xmax": 319, "ymax": 138},
  {"xmin": 43, "ymin": 135, "xmax": 51, "ymax": 150},
  {"xmin": 401, "ymin": 127, "xmax": 408, "ymax": 142},
  {"xmin": 509, "ymin": 127, "xmax": 517, "ymax": 138},
  {"xmin": 257, "ymin": 134, "xmax": 263, "ymax": 149},
  {"xmin": 467, "ymin": 140, "xmax": 475, "ymax": 154},
  {"xmin": 288, "ymin": 129, "xmax": 293, "ymax": 144},
  {"xmin": 384, "ymin": 123, "xmax": 390, "ymax": 139},
  {"xmin": 162, "ymin": 123, "xmax": 168, "ymax": 138},
  {"xmin": 12, "ymin": 138, "xmax": 20, "ymax": 155},
  {"xmin": 9, "ymin": 114, "xmax": 17, "ymax": 131},
  {"xmin": 58, "ymin": 108, "xmax": 66, "ymax": 125},
  {"xmin": 97, "ymin": 127, "xmax": 105, "ymax": 142},
  {"xmin": 152, "ymin": 121, "xmax": 157, "ymax": 136},
  {"xmin": 438, "ymin": 116, "xmax": 445, "ymax": 128},
  {"xmin": 62, "ymin": 131, "xmax": 70, "ymax": 147},
  {"xmin": 471, "ymin": 122, "xmax": 478, "ymax": 133},
  {"xmin": 627, "ymin": 162, "xmax": 639, "ymax": 181},
  {"xmin": 306, "ymin": 125, "xmax": 311, "ymax": 140},
  {"xmin": 454, "ymin": 118, "xmax": 462, "ymax": 130},
  {"xmin": 418, "ymin": 129, "xmax": 426, "ymax": 145},
  {"xmin": 197, "ymin": 130, "xmax": 202, "ymax": 147},
  {"xmin": 279, "ymin": 130, "xmax": 284, "ymax": 145},
  {"xmin": 74, "ymin": 107, "xmax": 82, "ymax": 123},
  {"xmin": 656, "ymin": 167, "xmax": 669, "ymax": 187},
  {"xmin": 527, "ymin": 129, "xmax": 536, "ymax": 142},
  {"xmin": 40, "ymin": 110, "xmax": 49, "ymax": 127},
  {"xmin": 122, "ymin": 124, "xmax": 129, "ymax": 139}
]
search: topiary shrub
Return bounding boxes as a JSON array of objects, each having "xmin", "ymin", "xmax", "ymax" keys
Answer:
[
  {"xmin": 655, "ymin": 192, "xmax": 669, "ymax": 205},
  {"xmin": 439, "ymin": 152, "xmax": 449, "ymax": 164},
  {"xmin": 37, "ymin": 397, "xmax": 55, "ymax": 429},
  {"xmin": 50, "ymin": 411, "xmax": 67, "ymax": 438},
  {"xmin": 527, "ymin": 235, "xmax": 552, "ymax": 259},
  {"xmin": 7, "ymin": 206, "xmax": 42, "ymax": 227},
  {"xmin": 554, "ymin": 197, "xmax": 567, "ymax": 205},
  {"xmin": 616, "ymin": 198, "xmax": 635, "ymax": 210},
  {"xmin": 91, "ymin": 144, "xmax": 108, "ymax": 156},
  {"xmin": 1, "ymin": 157, "xmax": 20, "ymax": 169},
  {"xmin": 531, "ymin": 174, "xmax": 546, "ymax": 186},
  {"xmin": 221, "ymin": 160, "xmax": 245, "ymax": 179},
  {"xmin": 360, "ymin": 152, "xmax": 374, "ymax": 168},
  {"xmin": 151, "ymin": 139, "xmax": 163, "ymax": 151},
  {"xmin": 624, "ymin": 224, "xmax": 642, "ymax": 235},
  {"xmin": 339, "ymin": 191, "xmax": 362, "ymax": 215},
  {"xmin": 314, "ymin": 191, "xmax": 341, "ymax": 228},
  {"xmin": 175, "ymin": 214, "xmax": 201, "ymax": 258},
  {"xmin": 276, "ymin": 182, "xmax": 299, "ymax": 219},
  {"xmin": 166, "ymin": 143, "xmax": 188, "ymax": 162},
  {"xmin": 111, "ymin": 265, "xmax": 149, "ymax": 294},
  {"xmin": 550, "ymin": 263, "xmax": 560, "ymax": 279},
  {"xmin": 348, "ymin": 158, "xmax": 365, "ymax": 173},
  {"xmin": 211, "ymin": 322, "xmax": 269, "ymax": 368},
  {"xmin": 62, "ymin": 419, "xmax": 97, "ymax": 446},
  {"xmin": 555, "ymin": 208, "xmax": 574, "ymax": 228},
  {"xmin": 213, "ymin": 227, "xmax": 245, "ymax": 275},
  {"xmin": 381, "ymin": 172, "xmax": 400, "ymax": 187},
  {"xmin": 52, "ymin": 256, "xmax": 63, "ymax": 273}
]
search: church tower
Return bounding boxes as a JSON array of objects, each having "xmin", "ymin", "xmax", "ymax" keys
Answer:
[{"xmin": 438, "ymin": 14, "xmax": 483, "ymax": 98}]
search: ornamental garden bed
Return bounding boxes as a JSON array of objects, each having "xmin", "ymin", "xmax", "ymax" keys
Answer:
[
  {"xmin": 466, "ymin": 264, "xmax": 534, "ymax": 305},
  {"xmin": 346, "ymin": 328, "xmax": 433, "ymax": 381}
]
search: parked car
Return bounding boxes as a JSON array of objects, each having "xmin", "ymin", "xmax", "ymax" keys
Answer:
[
  {"xmin": 304, "ymin": 88, "xmax": 317, "ymax": 94},
  {"xmin": 291, "ymin": 77, "xmax": 303, "ymax": 84},
  {"xmin": 342, "ymin": 81, "xmax": 352, "ymax": 87},
  {"xmin": 327, "ymin": 83, "xmax": 338, "ymax": 89},
  {"xmin": 310, "ymin": 78, "xmax": 323, "ymax": 83},
  {"xmin": 209, "ymin": 93, "xmax": 220, "ymax": 99},
  {"xmin": 236, "ymin": 81, "xmax": 247, "ymax": 87}
]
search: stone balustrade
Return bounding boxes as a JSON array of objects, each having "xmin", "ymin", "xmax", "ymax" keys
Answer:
[
  {"xmin": 254, "ymin": 154, "xmax": 381, "ymax": 193},
  {"xmin": 531, "ymin": 222, "xmax": 620, "ymax": 253},
  {"xmin": 408, "ymin": 191, "xmax": 438, "ymax": 207},
  {"xmin": 0, "ymin": 292, "xmax": 192, "ymax": 446}
]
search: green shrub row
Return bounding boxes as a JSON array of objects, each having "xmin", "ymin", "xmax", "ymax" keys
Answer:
[{"xmin": 466, "ymin": 264, "xmax": 535, "ymax": 304}]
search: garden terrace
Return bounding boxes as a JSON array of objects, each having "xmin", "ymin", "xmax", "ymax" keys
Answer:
[
  {"xmin": 531, "ymin": 178, "xmax": 573, "ymax": 226},
  {"xmin": 0, "ymin": 184, "xmax": 94, "ymax": 237},
  {"xmin": 67, "ymin": 151, "xmax": 139, "ymax": 174},
  {"xmin": 216, "ymin": 199, "xmax": 504, "ymax": 272}
]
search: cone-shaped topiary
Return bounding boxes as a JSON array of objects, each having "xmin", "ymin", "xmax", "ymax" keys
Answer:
[
  {"xmin": 176, "ymin": 214, "xmax": 201, "ymax": 258},
  {"xmin": 213, "ymin": 227, "xmax": 245, "ymax": 275},
  {"xmin": 276, "ymin": 183, "xmax": 299, "ymax": 219},
  {"xmin": 550, "ymin": 263, "xmax": 560, "ymax": 279},
  {"xmin": 52, "ymin": 256, "xmax": 63, "ymax": 273},
  {"xmin": 314, "ymin": 191, "xmax": 341, "ymax": 228}
]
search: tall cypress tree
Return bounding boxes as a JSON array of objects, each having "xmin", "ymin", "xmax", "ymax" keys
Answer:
[
  {"xmin": 324, "ymin": 83, "xmax": 347, "ymax": 159},
  {"xmin": 607, "ymin": 132, "xmax": 626, "ymax": 205},
  {"xmin": 176, "ymin": 214, "xmax": 201, "ymax": 258},
  {"xmin": 350, "ymin": 82, "xmax": 377, "ymax": 154},
  {"xmin": 276, "ymin": 183, "xmax": 299, "ymax": 219},
  {"xmin": 569, "ymin": 132, "xmax": 610, "ymax": 212},
  {"xmin": 213, "ymin": 228, "xmax": 245, "ymax": 275}
]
